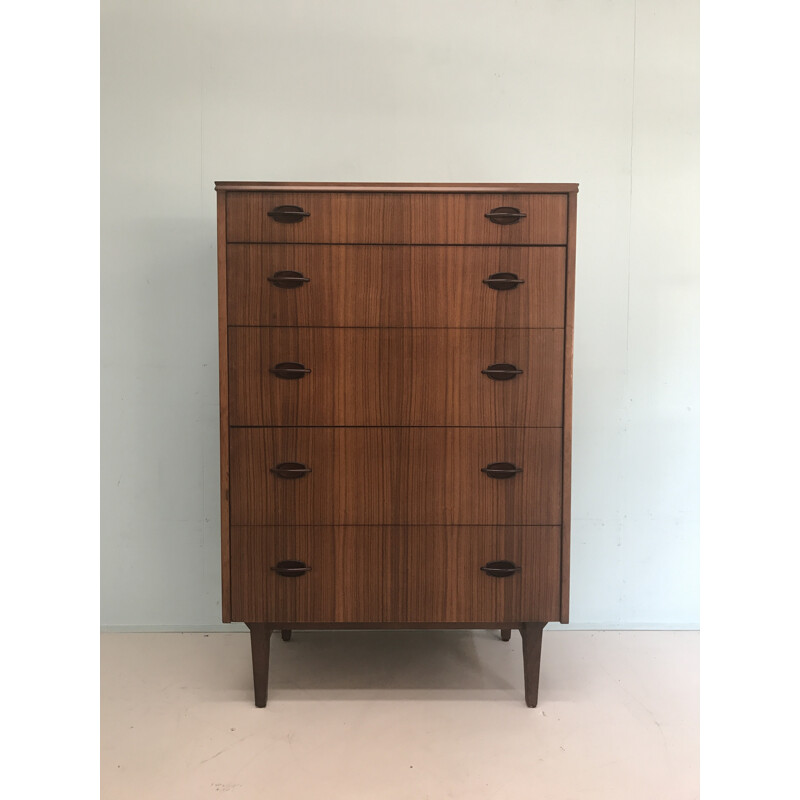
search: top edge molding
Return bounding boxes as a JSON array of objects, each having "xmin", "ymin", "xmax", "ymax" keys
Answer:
[{"xmin": 214, "ymin": 181, "xmax": 579, "ymax": 193}]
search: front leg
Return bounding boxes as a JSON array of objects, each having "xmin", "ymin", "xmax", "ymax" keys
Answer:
[
  {"xmin": 519, "ymin": 622, "xmax": 546, "ymax": 707},
  {"xmin": 246, "ymin": 623, "xmax": 272, "ymax": 707}
]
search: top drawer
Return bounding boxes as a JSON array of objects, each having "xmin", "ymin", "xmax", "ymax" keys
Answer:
[{"xmin": 225, "ymin": 192, "xmax": 568, "ymax": 245}]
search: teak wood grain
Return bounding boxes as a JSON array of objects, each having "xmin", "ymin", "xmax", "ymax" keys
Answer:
[
  {"xmin": 225, "ymin": 192, "xmax": 568, "ymax": 245},
  {"xmin": 216, "ymin": 182, "xmax": 577, "ymax": 706},
  {"xmin": 226, "ymin": 244, "xmax": 566, "ymax": 328},
  {"xmin": 230, "ymin": 526, "xmax": 561, "ymax": 623},
  {"xmin": 228, "ymin": 327, "xmax": 564, "ymax": 427},
  {"xmin": 229, "ymin": 427, "xmax": 562, "ymax": 526}
]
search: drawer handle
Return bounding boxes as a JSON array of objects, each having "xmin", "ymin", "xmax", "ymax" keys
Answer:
[
  {"xmin": 485, "ymin": 206, "xmax": 527, "ymax": 225},
  {"xmin": 481, "ymin": 462, "xmax": 523, "ymax": 479},
  {"xmin": 269, "ymin": 362, "xmax": 312, "ymax": 380},
  {"xmin": 267, "ymin": 270, "xmax": 310, "ymax": 288},
  {"xmin": 482, "ymin": 363, "xmax": 524, "ymax": 381},
  {"xmin": 267, "ymin": 205, "xmax": 311, "ymax": 223},
  {"xmin": 483, "ymin": 272, "xmax": 526, "ymax": 290},
  {"xmin": 271, "ymin": 560, "xmax": 312, "ymax": 578},
  {"xmin": 480, "ymin": 560, "xmax": 522, "ymax": 578},
  {"xmin": 270, "ymin": 462, "xmax": 312, "ymax": 479}
]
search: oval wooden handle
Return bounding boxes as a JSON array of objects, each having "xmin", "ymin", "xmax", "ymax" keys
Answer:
[
  {"xmin": 271, "ymin": 560, "xmax": 312, "ymax": 577},
  {"xmin": 270, "ymin": 462, "xmax": 312, "ymax": 479},
  {"xmin": 481, "ymin": 462, "xmax": 523, "ymax": 479},
  {"xmin": 481, "ymin": 560, "xmax": 522, "ymax": 578},
  {"xmin": 485, "ymin": 207, "xmax": 526, "ymax": 225},
  {"xmin": 483, "ymin": 273, "xmax": 526, "ymax": 290},
  {"xmin": 267, "ymin": 205, "xmax": 311, "ymax": 223},
  {"xmin": 267, "ymin": 270, "xmax": 310, "ymax": 288},
  {"xmin": 481, "ymin": 363, "xmax": 524, "ymax": 381}
]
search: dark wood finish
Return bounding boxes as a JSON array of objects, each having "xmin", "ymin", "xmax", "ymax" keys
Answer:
[
  {"xmin": 217, "ymin": 191, "xmax": 231, "ymax": 622},
  {"xmin": 500, "ymin": 629, "xmax": 511, "ymax": 641},
  {"xmin": 231, "ymin": 526, "xmax": 561, "ymax": 623},
  {"xmin": 216, "ymin": 181, "xmax": 579, "ymax": 193},
  {"xmin": 227, "ymin": 244, "xmax": 566, "ymax": 329},
  {"xmin": 229, "ymin": 427, "xmax": 562, "ymax": 526},
  {"xmin": 519, "ymin": 622, "xmax": 546, "ymax": 707},
  {"xmin": 226, "ymin": 192, "xmax": 568, "ymax": 245},
  {"xmin": 246, "ymin": 623, "xmax": 271, "ymax": 707},
  {"xmin": 560, "ymin": 191, "xmax": 577, "ymax": 624},
  {"xmin": 280, "ymin": 629, "xmax": 292, "ymax": 642},
  {"xmin": 228, "ymin": 327, "xmax": 564, "ymax": 427}
]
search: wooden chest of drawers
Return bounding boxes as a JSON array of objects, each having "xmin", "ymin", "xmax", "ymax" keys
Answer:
[{"xmin": 216, "ymin": 181, "xmax": 578, "ymax": 707}]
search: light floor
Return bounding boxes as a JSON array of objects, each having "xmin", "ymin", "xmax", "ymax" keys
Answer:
[{"xmin": 101, "ymin": 630, "xmax": 698, "ymax": 799}]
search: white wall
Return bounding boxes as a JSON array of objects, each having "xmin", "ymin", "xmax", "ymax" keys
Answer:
[{"xmin": 101, "ymin": 0, "xmax": 699, "ymax": 629}]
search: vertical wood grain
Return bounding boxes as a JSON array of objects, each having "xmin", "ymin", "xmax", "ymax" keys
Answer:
[
  {"xmin": 229, "ymin": 427, "xmax": 563, "ymax": 526},
  {"xmin": 231, "ymin": 526, "xmax": 561, "ymax": 623},
  {"xmin": 226, "ymin": 244, "xmax": 567, "ymax": 329},
  {"xmin": 228, "ymin": 327, "xmax": 564, "ymax": 427},
  {"xmin": 560, "ymin": 190, "xmax": 578, "ymax": 623},
  {"xmin": 217, "ymin": 190, "xmax": 231, "ymax": 622},
  {"xmin": 226, "ymin": 192, "xmax": 568, "ymax": 245}
]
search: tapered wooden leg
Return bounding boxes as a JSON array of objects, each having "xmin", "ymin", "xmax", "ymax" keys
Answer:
[
  {"xmin": 500, "ymin": 629, "xmax": 511, "ymax": 642},
  {"xmin": 519, "ymin": 622, "xmax": 546, "ymax": 707},
  {"xmin": 246, "ymin": 623, "xmax": 272, "ymax": 707},
  {"xmin": 281, "ymin": 629, "xmax": 292, "ymax": 642}
]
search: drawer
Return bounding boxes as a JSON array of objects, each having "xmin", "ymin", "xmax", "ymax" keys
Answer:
[
  {"xmin": 226, "ymin": 244, "xmax": 566, "ymax": 328},
  {"xmin": 226, "ymin": 192, "xmax": 568, "ymax": 245},
  {"xmin": 229, "ymin": 327, "xmax": 564, "ymax": 426},
  {"xmin": 229, "ymin": 427, "xmax": 562, "ymax": 525},
  {"xmin": 230, "ymin": 526, "xmax": 562, "ymax": 623}
]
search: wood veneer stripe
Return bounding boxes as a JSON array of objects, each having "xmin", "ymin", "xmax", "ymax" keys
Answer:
[
  {"xmin": 227, "ymin": 326, "xmax": 567, "ymax": 330},
  {"xmin": 218, "ymin": 190, "xmax": 231, "ymax": 622},
  {"xmin": 225, "ymin": 242, "xmax": 568, "ymax": 247},
  {"xmin": 560, "ymin": 191, "xmax": 578, "ymax": 624}
]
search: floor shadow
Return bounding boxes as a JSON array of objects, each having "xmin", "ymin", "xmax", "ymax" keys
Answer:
[{"xmin": 215, "ymin": 629, "xmax": 521, "ymax": 701}]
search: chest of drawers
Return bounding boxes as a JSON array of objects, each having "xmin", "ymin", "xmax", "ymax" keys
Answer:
[{"xmin": 216, "ymin": 181, "xmax": 578, "ymax": 707}]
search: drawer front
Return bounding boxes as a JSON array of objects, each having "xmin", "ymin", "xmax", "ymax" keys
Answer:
[
  {"xmin": 230, "ymin": 526, "xmax": 561, "ymax": 623},
  {"xmin": 230, "ymin": 427, "xmax": 562, "ymax": 525},
  {"xmin": 226, "ymin": 192, "xmax": 568, "ymax": 245},
  {"xmin": 229, "ymin": 327, "xmax": 564, "ymax": 427},
  {"xmin": 227, "ymin": 244, "xmax": 566, "ymax": 328}
]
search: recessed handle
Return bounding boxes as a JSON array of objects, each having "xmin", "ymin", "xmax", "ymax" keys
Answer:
[
  {"xmin": 480, "ymin": 560, "xmax": 522, "ymax": 578},
  {"xmin": 267, "ymin": 270, "xmax": 310, "ymax": 288},
  {"xmin": 271, "ymin": 560, "xmax": 312, "ymax": 578},
  {"xmin": 270, "ymin": 462, "xmax": 312, "ymax": 479},
  {"xmin": 269, "ymin": 362, "xmax": 311, "ymax": 380},
  {"xmin": 267, "ymin": 205, "xmax": 311, "ymax": 223},
  {"xmin": 485, "ymin": 206, "xmax": 527, "ymax": 225},
  {"xmin": 483, "ymin": 272, "xmax": 526, "ymax": 291},
  {"xmin": 481, "ymin": 462, "xmax": 523, "ymax": 479},
  {"xmin": 482, "ymin": 363, "xmax": 524, "ymax": 381}
]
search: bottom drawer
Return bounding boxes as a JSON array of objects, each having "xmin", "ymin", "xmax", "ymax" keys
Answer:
[{"xmin": 230, "ymin": 526, "xmax": 561, "ymax": 624}]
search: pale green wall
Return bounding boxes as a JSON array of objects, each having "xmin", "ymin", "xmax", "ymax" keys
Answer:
[{"xmin": 101, "ymin": 0, "xmax": 699, "ymax": 629}]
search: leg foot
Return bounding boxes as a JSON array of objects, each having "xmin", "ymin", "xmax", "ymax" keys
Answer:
[
  {"xmin": 519, "ymin": 622, "xmax": 546, "ymax": 707},
  {"xmin": 281, "ymin": 629, "xmax": 292, "ymax": 642},
  {"xmin": 246, "ymin": 623, "xmax": 272, "ymax": 707},
  {"xmin": 500, "ymin": 629, "xmax": 511, "ymax": 642}
]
